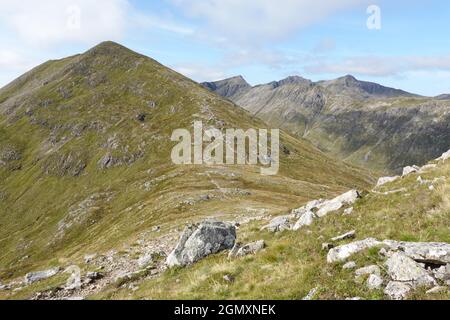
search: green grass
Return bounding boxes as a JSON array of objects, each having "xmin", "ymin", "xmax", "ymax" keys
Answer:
[
  {"xmin": 0, "ymin": 42, "xmax": 373, "ymax": 300},
  {"xmin": 93, "ymin": 160, "xmax": 449, "ymax": 300}
]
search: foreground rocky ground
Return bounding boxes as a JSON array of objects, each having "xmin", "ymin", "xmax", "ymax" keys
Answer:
[{"xmin": 1, "ymin": 149, "xmax": 448, "ymax": 300}]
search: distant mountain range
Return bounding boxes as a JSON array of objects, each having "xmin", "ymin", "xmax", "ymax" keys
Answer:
[{"xmin": 203, "ymin": 75, "xmax": 450, "ymax": 173}]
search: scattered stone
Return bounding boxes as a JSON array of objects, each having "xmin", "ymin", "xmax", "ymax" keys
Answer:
[
  {"xmin": 343, "ymin": 261, "xmax": 357, "ymax": 270},
  {"xmin": 152, "ymin": 226, "xmax": 161, "ymax": 232},
  {"xmin": 25, "ymin": 268, "xmax": 60, "ymax": 284},
  {"xmin": 331, "ymin": 230, "xmax": 356, "ymax": 242},
  {"xmin": 166, "ymin": 220, "xmax": 236, "ymax": 267},
  {"xmin": 345, "ymin": 297, "xmax": 363, "ymax": 300},
  {"xmin": 136, "ymin": 113, "xmax": 147, "ymax": 122},
  {"xmin": 355, "ymin": 265, "xmax": 381, "ymax": 277},
  {"xmin": 229, "ymin": 240, "xmax": 265, "ymax": 258},
  {"xmin": 302, "ymin": 287, "xmax": 319, "ymax": 300},
  {"xmin": 402, "ymin": 165, "xmax": 420, "ymax": 176},
  {"xmin": 223, "ymin": 275, "xmax": 235, "ymax": 283},
  {"xmin": 367, "ymin": 274, "xmax": 384, "ymax": 290},
  {"xmin": 261, "ymin": 216, "xmax": 291, "ymax": 233},
  {"xmin": 293, "ymin": 211, "xmax": 317, "ymax": 230},
  {"xmin": 322, "ymin": 243, "xmax": 334, "ymax": 251},
  {"xmin": 343, "ymin": 207, "xmax": 354, "ymax": 215},
  {"xmin": 376, "ymin": 176, "xmax": 400, "ymax": 187},
  {"xmin": 327, "ymin": 238, "xmax": 381, "ymax": 263},
  {"xmin": 385, "ymin": 252, "xmax": 437, "ymax": 288},
  {"xmin": 84, "ymin": 254, "xmax": 97, "ymax": 264},
  {"xmin": 384, "ymin": 281, "xmax": 412, "ymax": 300},
  {"xmin": 426, "ymin": 286, "xmax": 447, "ymax": 294}
]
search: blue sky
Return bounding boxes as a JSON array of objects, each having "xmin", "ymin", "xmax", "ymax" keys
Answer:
[{"xmin": 1, "ymin": 0, "xmax": 449, "ymax": 96}]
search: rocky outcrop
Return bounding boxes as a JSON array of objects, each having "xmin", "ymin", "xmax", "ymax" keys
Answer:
[
  {"xmin": 383, "ymin": 240, "xmax": 450, "ymax": 264},
  {"xmin": 327, "ymin": 238, "xmax": 381, "ymax": 263},
  {"xmin": 166, "ymin": 220, "xmax": 236, "ymax": 267},
  {"xmin": 292, "ymin": 190, "xmax": 360, "ymax": 230},
  {"xmin": 384, "ymin": 281, "xmax": 412, "ymax": 300},
  {"xmin": 385, "ymin": 252, "xmax": 437, "ymax": 287},
  {"xmin": 25, "ymin": 268, "xmax": 60, "ymax": 284}
]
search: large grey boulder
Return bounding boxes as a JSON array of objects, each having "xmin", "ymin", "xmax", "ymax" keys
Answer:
[
  {"xmin": 383, "ymin": 240, "xmax": 450, "ymax": 264},
  {"xmin": 25, "ymin": 268, "xmax": 60, "ymax": 284},
  {"xmin": 261, "ymin": 216, "xmax": 292, "ymax": 232},
  {"xmin": 385, "ymin": 252, "xmax": 437, "ymax": 288},
  {"xmin": 384, "ymin": 281, "xmax": 412, "ymax": 300},
  {"xmin": 327, "ymin": 238, "xmax": 381, "ymax": 263},
  {"xmin": 166, "ymin": 220, "xmax": 236, "ymax": 267}
]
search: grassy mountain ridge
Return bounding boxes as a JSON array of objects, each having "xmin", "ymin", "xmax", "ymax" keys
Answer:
[{"xmin": 0, "ymin": 42, "xmax": 372, "ymax": 293}]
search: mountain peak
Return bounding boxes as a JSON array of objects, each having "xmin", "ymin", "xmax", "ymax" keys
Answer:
[
  {"xmin": 201, "ymin": 75, "xmax": 251, "ymax": 99},
  {"xmin": 84, "ymin": 41, "xmax": 140, "ymax": 58}
]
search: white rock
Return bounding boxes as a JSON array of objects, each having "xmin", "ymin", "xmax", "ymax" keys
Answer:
[
  {"xmin": 261, "ymin": 216, "xmax": 292, "ymax": 233},
  {"xmin": 437, "ymin": 150, "xmax": 450, "ymax": 162},
  {"xmin": 384, "ymin": 281, "xmax": 412, "ymax": 300},
  {"xmin": 426, "ymin": 286, "xmax": 447, "ymax": 294},
  {"xmin": 25, "ymin": 268, "xmax": 60, "ymax": 284},
  {"xmin": 419, "ymin": 164, "xmax": 437, "ymax": 172},
  {"xmin": 316, "ymin": 190, "xmax": 360, "ymax": 217},
  {"xmin": 302, "ymin": 287, "xmax": 318, "ymax": 300},
  {"xmin": 376, "ymin": 176, "xmax": 400, "ymax": 187},
  {"xmin": 385, "ymin": 252, "xmax": 437, "ymax": 288},
  {"xmin": 327, "ymin": 238, "xmax": 381, "ymax": 263},
  {"xmin": 331, "ymin": 230, "xmax": 356, "ymax": 242},
  {"xmin": 402, "ymin": 165, "xmax": 420, "ymax": 176},
  {"xmin": 355, "ymin": 265, "xmax": 381, "ymax": 277},
  {"xmin": 383, "ymin": 240, "xmax": 450, "ymax": 264},
  {"xmin": 229, "ymin": 240, "xmax": 265, "ymax": 258},
  {"xmin": 293, "ymin": 211, "xmax": 317, "ymax": 230},
  {"xmin": 343, "ymin": 207, "xmax": 354, "ymax": 215},
  {"xmin": 343, "ymin": 261, "xmax": 357, "ymax": 270},
  {"xmin": 367, "ymin": 274, "xmax": 384, "ymax": 290}
]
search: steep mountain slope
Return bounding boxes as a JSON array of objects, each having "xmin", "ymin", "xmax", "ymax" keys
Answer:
[
  {"xmin": 0, "ymin": 42, "xmax": 372, "ymax": 298},
  {"xmin": 203, "ymin": 76, "xmax": 450, "ymax": 173}
]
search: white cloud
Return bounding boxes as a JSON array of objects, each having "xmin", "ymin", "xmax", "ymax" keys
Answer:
[
  {"xmin": 0, "ymin": 0, "xmax": 129, "ymax": 47},
  {"xmin": 171, "ymin": 0, "xmax": 370, "ymax": 45},
  {"xmin": 0, "ymin": 49, "xmax": 29, "ymax": 70},
  {"xmin": 304, "ymin": 54, "xmax": 450, "ymax": 77},
  {"xmin": 172, "ymin": 64, "xmax": 227, "ymax": 82}
]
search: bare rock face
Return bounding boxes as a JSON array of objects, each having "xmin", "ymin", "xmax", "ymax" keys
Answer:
[
  {"xmin": 166, "ymin": 220, "xmax": 236, "ymax": 267},
  {"xmin": 385, "ymin": 252, "xmax": 437, "ymax": 288},
  {"xmin": 327, "ymin": 238, "xmax": 381, "ymax": 263}
]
